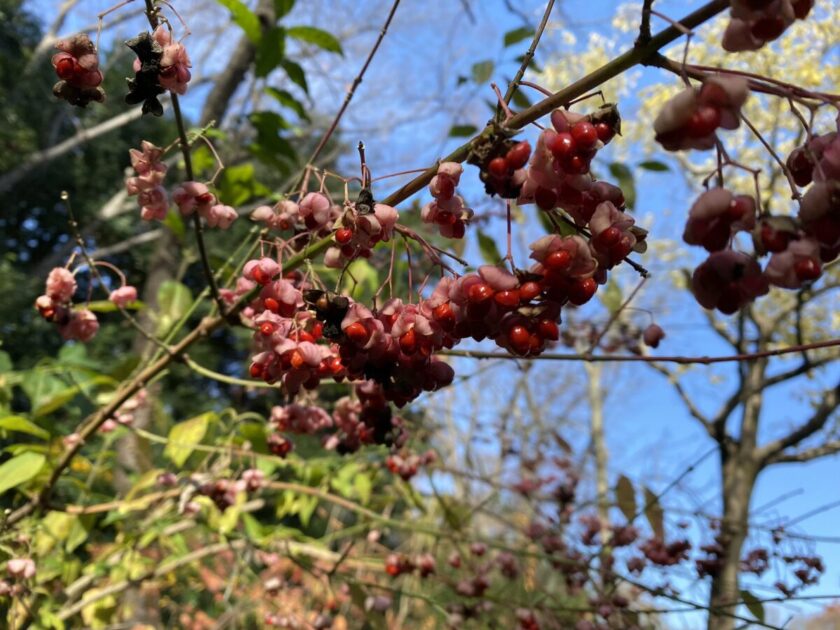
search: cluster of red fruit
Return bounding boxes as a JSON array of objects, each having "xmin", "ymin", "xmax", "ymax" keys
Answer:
[
  {"xmin": 385, "ymin": 448, "xmax": 436, "ymax": 480},
  {"xmin": 421, "ymin": 162, "xmax": 474, "ymax": 238},
  {"xmin": 51, "ymin": 34, "xmax": 105, "ymax": 107},
  {"xmin": 263, "ymin": 382, "xmax": 410, "ymax": 458},
  {"xmin": 722, "ymin": 0, "xmax": 815, "ymax": 52},
  {"xmin": 657, "ymin": 76, "xmax": 838, "ymax": 313},
  {"xmin": 654, "ymin": 75, "xmax": 748, "ymax": 152}
]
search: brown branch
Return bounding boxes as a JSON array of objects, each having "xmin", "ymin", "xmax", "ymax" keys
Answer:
[
  {"xmin": 758, "ymin": 381, "xmax": 840, "ymax": 463},
  {"xmin": 442, "ymin": 337, "xmax": 840, "ymax": 365},
  {"xmin": 770, "ymin": 439, "xmax": 840, "ymax": 464},
  {"xmin": 302, "ymin": 0, "xmax": 402, "ymax": 171},
  {"xmin": 499, "ymin": 0, "xmax": 555, "ymax": 111}
]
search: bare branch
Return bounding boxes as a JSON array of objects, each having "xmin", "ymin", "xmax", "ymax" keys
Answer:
[
  {"xmin": 758, "ymin": 381, "xmax": 840, "ymax": 464},
  {"xmin": 770, "ymin": 439, "xmax": 840, "ymax": 464},
  {"xmin": 0, "ymin": 107, "xmax": 156, "ymax": 194}
]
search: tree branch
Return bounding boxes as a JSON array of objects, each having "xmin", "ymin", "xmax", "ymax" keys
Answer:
[{"xmin": 758, "ymin": 381, "xmax": 840, "ymax": 464}]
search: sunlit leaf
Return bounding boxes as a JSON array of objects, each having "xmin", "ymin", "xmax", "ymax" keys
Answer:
[
  {"xmin": 164, "ymin": 412, "xmax": 215, "ymax": 467},
  {"xmin": 287, "ymin": 26, "xmax": 343, "ymax": 55},
  {"xmin": 0, "ymin": 451, "xmax": 46, "ymax": 496}
]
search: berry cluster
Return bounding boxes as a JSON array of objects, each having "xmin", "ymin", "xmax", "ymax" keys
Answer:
[
  {"xmin": 654, "ymin": 75, "xmax": 749, "ymax": 151},
  {"xmin": 683, "ymin": 188, "xmax": 756, "ymax": 252},
  {"xmin": 125, "ymin": 142, "xmax": 237, "ymax": 227},
  {"xmin": 172, "ymin": 181, "xmax": 238, "ymax": 228},
  {"xmin": 723, "ymin": 0, "xmax": 815, "ymax": 52},
  {"xmin": 35, "ymin": 268, "xmax": 99, "ymax": 342},
  {"xmin": 51, "ymin": 34, "xmax": 105, "ymax": 107},
  {"xmin": 421, "ymin": 162, "xmax": 474, "ymax": 238},
  {"xmin": 519, "ymin": 108, "xmax": 621, "ymax": 218},
  {"xmin": 385, "ymin": 448, "xmax": 436, "ymax": 480},
  {"xmin": 480, "ymin": 139, "xmax": 532, "ymax": 198},
  {"xmin": 126, "ymin": 141, "xmax": 169, "ymax": 221},
  {"xmin": 324, "ymin": 197, "xmax": 399, "ymax": 268}
]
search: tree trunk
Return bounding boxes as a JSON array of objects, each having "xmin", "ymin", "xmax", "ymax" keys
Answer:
[{"xmin": 707, "ymin": 444, "xmax": 758, "ymax": 630}]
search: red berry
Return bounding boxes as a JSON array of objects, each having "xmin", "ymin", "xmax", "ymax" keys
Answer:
[
  {"xmin": 252, "ymin": 267, "xmax": 271, "ymax": 284},
  {"xmin": 494, "ymin": 289, "xmax": 520, "ymax": 309},
  {"xmin": 544, "ymin": 249, "xmax": 572, "ymax": 271},
  {"xmin": 534, "ymin": 187, "xmax": 558, "ymax": 210},
  {"xmin": 433, "ymin": 302, "xmax": 456, "ymax": 329},
  {"xmin": 249, "ymin": 363, "xmax": 264, "ymax": 378},
  {"xmin": 794, "ymin": 258, "xmax": 821, "ymax": 281},
  {"xmin": 519, "ymin": 281, "xmax": 542, "ymax": 302},
  {"xmin": 259, "ymin": 321, "xmax": 277, "ymax": 336},
  {"xmin": 593, "ymin": 226, "xmax": 622, "ymax": 250},
  {"xmin": 451, "ymin": 220, "xmax": 466, "ymax": 239},
  {"xmin": 335, "ymin": 228, "xmax": 353, "ymax": 244},
  {"xmin": 468, "ymin": 282, "xmax": 494, "ymax": 304},
  {"xmin": 488, "ymin": 157, "xmax": 509, "ymax": 179},
  {"xmin": 760, "ymin": 224, "xmax": 789, "ymax": 253},
  {"xmin": 548, "ymin": 132, "xmax": 576, "ymax": 159},
  {"xmin": 787, "ymin": 148, "xmax": 814, "ymax": 187},
  {"xmin": 344, "ymin": 321, "xmax": 369, "ymax": 344},
  {"xmin": 564, "ymin": 154, "xmax": 590, "ymax": 175},
  {"xmin": 436, "ymin": 210, "xmax": 457, "ymax": 226},
  {"xmin": 399, "ymin": 328, "xmax": 417, "ymax": 354},
  {"xmin": 727, "ymin": 196, "xmax": 753, "ymax": 221},
  {"xmin": 595, "ymin": 122, "xmax": 615, "ymax": 144},
  {"xmin": 55, "ymin": 57, "xmax": 77, "ymax": 80},
  {"xmin": 700, "ymin": 220, "xmax": 732, "ymax": 252},
  {"xmin": 685, "ymin": 105, "xmax": 721, "ymax": 138},
  {"xmin": 508, "ymin": 325, "xmax": 531, "ymax": 354},
  {"xmin": 196, "ymin": 192, "xmax": 215, "ymax": 205},
  {"xmin": 568, "ymin": 278, "xmax": 597, "ymax": 305},
  {"xmin": 537, "ymin": 319, "xmax": 559, "ymax": 341},
  {"xmin": 263, "ymin": 297, "xmax": 280, "ymax": 312},
  {"xmin": 571, "ymin": 121, "xmax": 598, "ymax": 149},
  {"xmin": 506, "ymin": 141, "xmax": 531, "ymax": 169}
]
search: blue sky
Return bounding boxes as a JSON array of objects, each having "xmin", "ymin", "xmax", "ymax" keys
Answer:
[{"xmin": 28, "ymin": 0, "xmax": 840, "ymax": 626}]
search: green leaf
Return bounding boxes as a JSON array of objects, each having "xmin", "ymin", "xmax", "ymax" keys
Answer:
[
  {"xmin": 164, "ymin": 412, "xmax": 215, "ymax": 467},
  {"xmin": 255, "ymin": 26, "xmax": 286, "ymax": 78},
  {"xmin": 638, "ymin": 160, "xmax": 670, "ymax": 172},
  {"xmin": 274, "ymin": 0, "xmax": 295, "ymax": 18},
  {"xmin": 449, "ymin": 124, "xmax": 478, "ymax": 137},
  {"xmin": 471, "ymin": 60, "xmax": 494, "ymax": 84},
  {"xmin": 0, "ymin": 415, "xmax": 50, "ymax": 440},
  {"xmin": 155, "ymin": 281, "xmax": 192, "ymax": 336},
  {"xmin": 265, "ymin": 87, "xmax": 310, "ymax": 121},
  {"xmin": 219, "ymin": 160, "xmax": 273, "ymax": 205},
  {"xmin": 33, "ymin": 375, "xmax": 114, "ymax": 418},
  {"xmin": 504, "ymin": 27, "xmax": 535, "ymax": 47},
  {"xmin": 477, "ymin": 230, "xmax": 502, "ymax": 264},
  {"xmin": 740, "ymin": 590, "xmax": 765, "ymax": 622},
  {"xmin": 608, "ymin": 162, "xmax": 636, "ymax": 210},
  {"xmin": 354, "ymin": 473, "xmax": 372, "ymax": 505},
  {"xmin": 599, "ymin": 279, "xmax": 623, "ymax": 314},
  {"xmin": 0, "ymin": 351, "xmax": 12, "ymax": 373},
  {"xmin": 216, "ymin": 0, "xmax": 261, "ymax": 42},
  {"xmin": 280, "ymin": 59, "xmax": 309, "ymax": 93},
  {"xmin": 287, "ymin": 26, "xmax": 343, "ymax": 55},
  {"xmin": 0, "ymin": 452, "xmax": 46, "ymax": 495},
  {"xmin": 615, "ymin": 475, "xmax": 636, "ymax": 522},
  {"xmin": 643, "ymin": 487, "xmax": 664, "ymax": 540}
]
